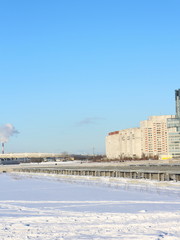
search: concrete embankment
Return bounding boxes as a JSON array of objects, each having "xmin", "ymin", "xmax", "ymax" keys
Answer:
[
  {"xmin": 1, "ymin": 160, "xmax": 180, "ymax": 181},
  {"xmin": 1, "ymin": 160, "xmax": 178, "ymax": 181},
  {"xmin": 0, "ymin": 165, "xmax": 14, "ymax": 173},
  {"xmin": 14, "ymin": 167, "xmax": 180, "ymax": 181}
]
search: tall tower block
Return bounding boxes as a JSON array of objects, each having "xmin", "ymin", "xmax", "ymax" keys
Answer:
[{"xmin": 175, "ymin": 89, "xmax": 180, "ymax": 118}]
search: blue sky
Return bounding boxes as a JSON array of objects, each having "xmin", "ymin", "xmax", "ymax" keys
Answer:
[{"xmin": 0, "ymin": 0, "xmax": 180, "ymax": 154}]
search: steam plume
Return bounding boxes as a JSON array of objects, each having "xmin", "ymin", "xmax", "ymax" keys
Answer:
[{"xmin": 0, "ymin": 124, "xmax": 19, "ymax": 143}]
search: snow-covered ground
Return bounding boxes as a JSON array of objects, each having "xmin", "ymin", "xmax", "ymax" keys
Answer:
[{"xmin": 0, "ymin": 172, "xmax": 180, "ymax": 240}]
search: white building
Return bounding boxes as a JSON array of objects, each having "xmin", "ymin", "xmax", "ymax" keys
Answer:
[{"xmin": 106, "ymin": 128, "xmax": 141, "ymax": 159}]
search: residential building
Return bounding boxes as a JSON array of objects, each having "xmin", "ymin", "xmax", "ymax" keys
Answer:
[
  {"xmin": 167, "ymin": 89, "xmax": 180, "ymax": 158},
  {"xmin": 106, "ymin": 89, "xmax": 180, "ymax": 159},
  {"xmin": 106, "ymin": 128, "xmax": 141, "ymax": 159},
  {"xmin": 140, "ymin": 115, "xmax": 174, "ymax": 158}
]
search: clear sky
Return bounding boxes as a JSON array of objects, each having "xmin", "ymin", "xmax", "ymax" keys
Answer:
[{"xmin": 0, "ymin": 0, "xmax": 180, "ymax": 154}]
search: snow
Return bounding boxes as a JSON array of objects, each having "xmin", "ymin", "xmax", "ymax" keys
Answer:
[{"xmin": 0, "ymin": 172, "xmax": 180, "ymax": 240}]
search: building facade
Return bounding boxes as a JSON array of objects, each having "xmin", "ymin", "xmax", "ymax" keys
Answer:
[
  {"xmin": 140, "ymin": 115, "xmax": 174, "ymax": 158},
  {"xmin": 167, "ymin": 89, "xmax": 180, "ymax": 158},
  {"xmin": 106, "ymin": 89, "xmax": 180, "ymax": 160},
  {"xmin": 106, "ymin": 128, "xmax": 141, "ymax": 159}
]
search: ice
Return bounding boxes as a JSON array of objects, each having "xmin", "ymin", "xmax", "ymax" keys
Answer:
[{"xmin": 0, "ymin": 172, "xmax": 179, "ymax": 239}]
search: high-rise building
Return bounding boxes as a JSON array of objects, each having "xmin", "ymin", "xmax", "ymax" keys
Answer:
[
  {"xmin": 175, "ymin": 89, "xmax": 180, "ymax": 118},
  {"xmin": 166, "ymin": 89, "xmax": 180, "ymax": 158},
  {"xmin": 140, "ymin": 115, "xmax": 174, "ymax": 158},
  {"xmin": 106, "ymin": 89, "xmax": 180, "ymax": 159}
]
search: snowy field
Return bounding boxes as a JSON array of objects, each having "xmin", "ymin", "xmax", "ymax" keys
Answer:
[{"xmin": 0, "ymin": 172, "xmax": 180, "ymax": 240}]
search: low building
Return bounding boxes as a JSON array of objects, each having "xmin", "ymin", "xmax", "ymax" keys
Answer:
[{"xmin": 106, "ymin": 128, "xmax": 141, "ymax": 159}]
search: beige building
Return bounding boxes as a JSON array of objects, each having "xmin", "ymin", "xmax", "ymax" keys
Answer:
[
  {"xmin": 140, "ymin": 115, "xmax": 174, "ymax": 158},
  {"xmin": 106, "ymin": 127, "xmax": 141, "ymax": 159},
  {"xmin": 106, "ymin": 115, "xmax": 176, "ymax": 160}
]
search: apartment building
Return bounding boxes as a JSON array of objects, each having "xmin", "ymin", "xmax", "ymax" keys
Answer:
[
  {"xmin": 106, "ymin": 128, "xmax": 141, "ymax": 159},
  {"xmin": 140, "ymin": 115, "xmax": 174, "ymax": 158},
  {"xmin": 106, "ymin": 89, "xmax": 180, "ymax": 160},
  {"xmin": 167, "ymin": 89, "xmax": 180, "ymax": 158}
]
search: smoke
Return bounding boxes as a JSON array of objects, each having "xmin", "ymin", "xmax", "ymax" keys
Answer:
[{"xmin": 0, "ymin": 124, "xmax": 19, "ymax": 143}]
